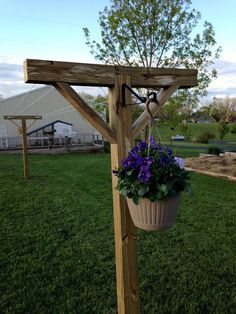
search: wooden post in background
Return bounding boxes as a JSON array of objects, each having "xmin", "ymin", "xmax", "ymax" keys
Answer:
[
  {"xmin": 109, "ymin": 75, "xmax": 140, "ymax": 314},
  {"xmin": 4, "ymin": 115, "xmax": 42, "ymax": 179},
  {"xmin": 21, "ymin": 118, "xmax": 29, "ymax": 179}
]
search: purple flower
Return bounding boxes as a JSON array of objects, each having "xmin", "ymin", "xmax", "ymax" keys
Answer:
[
  {"xmin": 138, "ymin": 166, "xmax": 152, "ymax": 183},
  {"xmin": 174, "ymin": 157, "xmax": 185, "ymax": 169},
  {"xmin": 122, "ymin": 153, "xmax": 143, "ymax": 169},
  {"xmin": 149, "ymin": 135, "xmax": 156, "ymax": 146},
  {"xmin": 112, "ymin": 169, "xmax": 119, "ymax": 176},
  {"xmin": 165, "ymin": 146, "xmax": 173, "ymax": 156},
  {"xmin": 142, "ymin": 156, "xmax": 154, "ymax": 166},
  {"xmin": 137, "ymin": 141, "xmax": 147, "ymax": 150},
  {"xmin": 130, "ymin": 146, "xmax": 139, "ymax": 154},
  {"xmin": 159, "ymin": 154, "xmax": 170, "ymax": 166},
  {"xmin": 121, "ymin": 158, "xmax": 128, "ymax": 168},
  {"xmin": 157, "ymin": 143, "xmax": 163, "ymax": 152}
]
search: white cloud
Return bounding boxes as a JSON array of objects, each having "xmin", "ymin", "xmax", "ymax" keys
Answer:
[
  {"xmin": 221, "ymin": 50, "xmax": 236, "ymax": 64},
  {"xmin": 207, "ymin": 59, "xmax": 236, "ymax": 98},
  {"xmin": 0, "ymin": 62, "xmax": 31, "ymax": 98}
]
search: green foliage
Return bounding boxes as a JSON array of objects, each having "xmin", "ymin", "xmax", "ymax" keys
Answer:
[
  {"xmin": 210, "ymin": 107, "xmax": 221, "ymax": 122},
  {"xmin": 93, "ymin": 95, "xmax": 109, "ymax": 122},
  {"xmin": 132, "ymin": 104, "xmax": 144, "ymax": 122},
  {"xmin": 179, "ymin": 123, "xmax": 192, "ymax": 140},
  {"xmin": 84, "ymin": 0, "xmax": 221, "ymax": 99},
  {"xmin": 155, "ymin": 123, "xmax": 236, "ymax": 142},
  {"xmin": 159, "ymin": 98, "xmax": 183, "ymax": 127},
  {"xmin": 104, "ymin": 141, "xmax": 111, "ymax": 153},
  {"xmin": 80, "ymin": 92, "xmax": 108, "ymax": 122},
  {"xmin": 0, "ymin": 154, "xmax": 235, "ymax": 313},
  {"xmin": 230, "ymin": 122, "xmax": 236, "ymax": 135},
  {"xmin": 196, "ymin": 130, "xmax": 215, "ymax": 143},
  {"xmin": 207, "ymin": 145, "xmax": 222, "ymax": 155},
  {"xmin": 218, "ymin": 121, "xmax": 229, "ymax": 140}
]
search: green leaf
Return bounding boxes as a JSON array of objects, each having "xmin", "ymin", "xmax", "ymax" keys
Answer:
[
  {"xmin": 138, "ymin": 185, "xmax": 149, "ymax": 196},
  {"xmin": 120, "ymin": 189, "xmax": 128, "ymax": 197},
  {"xmin": 127, "ymin": 169, "xmax": 133, "ymax": 176},
  {"xmin": 132, "ymin": 195, "xmax": 140, "ymax": 205},
  {"xmin": 159, "ymin": 184, "xmax": 168, "ymax": 195}
]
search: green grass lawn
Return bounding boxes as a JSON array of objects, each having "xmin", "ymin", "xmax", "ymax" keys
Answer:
[
  {"xmin": 157, "ymin": 123, "xmax": 236, "ymax": 142},
  {"xmin": 0, "ymin": 153, "xmax": 235, "ymax": 313},
  {"xmin": 167, "ymin": 143, "xmax": 208, "ymax": 158}
]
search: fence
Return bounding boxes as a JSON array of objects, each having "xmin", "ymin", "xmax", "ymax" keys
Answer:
[
  {"xmin": 0, "ymin": 133, "xmax": 104, "ymax": 151},
  {"xmin": 208, "ymin": 140, "xmax": 236, "ymax": 152}
]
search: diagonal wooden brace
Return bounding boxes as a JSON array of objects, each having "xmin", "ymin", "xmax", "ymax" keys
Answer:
[
  {"xmin": 54, "ymin": 82, "xmax": 117, "ymax": 144},
  {"xmin": 132, "ymin": 86, "xmax": 179, "ymax": 139}
]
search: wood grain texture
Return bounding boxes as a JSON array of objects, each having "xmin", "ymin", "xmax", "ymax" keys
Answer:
[
  {"xmin": 4, "ymin": 115, "xmax": 42, "ymax": 120},
  {"xmin": 23, "ymin": 58, "xmax": 198, "ymax": 313},
  {"xmin": 132, "ymin": 86, "xmax": 179, "ymax": 139},
  {"xmin": 109, "ymin": 75, "xmax": 140, "ymax": 314},
  {"xmin": 53, "ymin": 82, "xmax": 117, "ymax": 144},
  {"xmin": 24, "ymin": 59, "xmax": 197, "ymax": 88}
]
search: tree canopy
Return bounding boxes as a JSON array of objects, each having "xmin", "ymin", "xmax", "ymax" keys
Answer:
[
  {"xmin": 211, "ymin": 96, "xmax": 236, "ymax": 122},
  {"xmin": 83, "ymin": 0, "xmax": 221, "ymax": 99}
]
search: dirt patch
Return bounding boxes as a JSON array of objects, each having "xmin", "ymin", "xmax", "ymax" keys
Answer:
[{"xmin": 185, "ymin": 154, "xmax": 236, "ymax": 178}]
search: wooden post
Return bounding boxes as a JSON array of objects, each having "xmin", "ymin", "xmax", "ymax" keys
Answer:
[
  {"xmin": 21, "ymin": 118, "xmax": 29, "ymax": 179},
  {"xmin": 23, "ymin": 59, "xmax": 198, "ymax": 313},
  {"xmin": 109, "ymin": 75, "xmax": 140, "ymax": 314},
  {"xmin": 4, "ymin": 115, "xmax": 42, "ymax": 179}
]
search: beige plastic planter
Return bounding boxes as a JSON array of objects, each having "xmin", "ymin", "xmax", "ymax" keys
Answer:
[{"xmin": 127, "ymin": 195, "xmax": 180, "ymax": 231}]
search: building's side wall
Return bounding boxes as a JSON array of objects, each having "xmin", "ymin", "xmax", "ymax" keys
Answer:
[{"xmin": 0, "ymin": 86, "xmax": 99, "ymax": 138}]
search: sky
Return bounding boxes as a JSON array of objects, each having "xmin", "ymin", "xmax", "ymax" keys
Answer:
[{"xmin": 1, "ymin": 0, "xmax": 236, "ymax": 100}]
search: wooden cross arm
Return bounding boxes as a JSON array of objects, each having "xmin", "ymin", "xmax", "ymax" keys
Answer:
[
  {"xmin": 4, "ymin": 115, "xmax": 42, "ymax": 120},
  {"xmin": 54, "ymin": 82, "xmax": 117, "ymax": 144},
  {"xmin": 24, "ymin": 59, "xmax": 197, "ymax": 88}
]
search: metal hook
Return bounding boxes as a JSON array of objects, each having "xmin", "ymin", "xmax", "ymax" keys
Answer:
[
  {"xmin": 145, "ymin": 93, "xmax": 160, "ymax": 125},
  {"xmin": 147, "ymin": 91, "xmax": 157, "ymax": 103}
]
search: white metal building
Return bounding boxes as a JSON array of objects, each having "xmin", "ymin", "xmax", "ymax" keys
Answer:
[{"xmin": 0, "ymin": 86, "xmax": 104, "ymax": 149}]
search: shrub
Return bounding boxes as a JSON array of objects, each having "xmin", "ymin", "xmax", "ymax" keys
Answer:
[
  {"xmin": 104, "ymin": 141, "xmax": 110, "ymax": 153},
  {"xmin": 218, "ymin": 122, "xmax": 229, "ymax": 140},
  {"xmin": 230, "ymin": 123, "xmax": 236, "ymax": 135},
  {"xmin": 179, "ymin": 123, "xmax": 192, "ymax": 140},
  {"xmin": 196, "ymin": 130, "xmax": 215, "ymax": 143},
  {"xmin": 207, "ymin": 145, "xmax": 222, "ymax": 155}
]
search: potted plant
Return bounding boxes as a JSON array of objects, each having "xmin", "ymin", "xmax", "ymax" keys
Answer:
[{"xmin": 113, "ymin": 135, "xmax": 190, "ymax": 231}]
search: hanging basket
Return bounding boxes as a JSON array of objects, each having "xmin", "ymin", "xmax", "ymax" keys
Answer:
[{"xmin": 127, "ymin": 195, "xmax": 180, "ymax": 231}]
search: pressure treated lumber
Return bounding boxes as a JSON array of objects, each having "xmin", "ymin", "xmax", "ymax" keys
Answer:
[
  {"xmin": 23, "ymin": 57, "xmax": 198, "ymax": 314},
  {"xmin": 53, "ymin": 82, "xmax": 117, "ymax": 144},
  {"xmin": 21, "ymin": 118, "xmax": 29, "ymax": 179},
  {"xmin": 24, "ymin": 59, "xmax": 197, "ymax": 88},
  {"xmin": 4, "ymin": 115, "xmax": 42, "ymax": 179},
  {"xmin": 109, "ymin": 75, "xmax": 140, "ymax": 314},
  {"xmin": 4, "ymin": 115, "xmax": 42, "ymax": 120}
]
